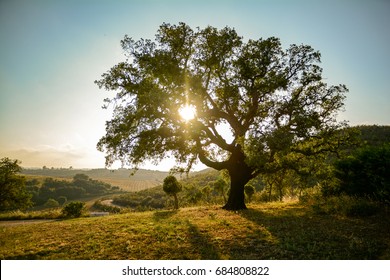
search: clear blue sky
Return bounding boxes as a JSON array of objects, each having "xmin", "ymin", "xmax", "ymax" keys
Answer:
[{"xmin": 0, "ymin": 0, "xmax": 389, "ymax": 170}]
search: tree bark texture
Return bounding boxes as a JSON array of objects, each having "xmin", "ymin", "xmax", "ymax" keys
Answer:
[{"xmin": 222, "ymin": 163, "xmax": 253, "ymax": 210}]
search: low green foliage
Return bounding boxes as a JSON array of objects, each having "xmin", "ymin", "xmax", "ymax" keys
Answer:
[
  {"xmin": 113, "ymin": 187, "xmax": 166, "ymax": 210},
  {"xmin": 333, "ymin": 144, "xmax": 390, "ymax": 203},
  {"xmin": 306, "ymin": 195, "xmax": 381, "ymax": 217},
  {"xmin": 343, "ymin": 199, "xmax": 381, "ymax": 217},
  {"xmin": 44, "ymin": 198, "xmax": 60, "ymax": 208},
  {"xmin": 1, "ymin": 202, "xmax": 389, "ymax": 259},
  {"xmin": 61, "ymin": 201, "xmax": 86, "ymax": 218},
  {"xmin": 0, "ymin": 209, "xmax": 62, "ymax": 220},
  {"xmin": 112, "ymin": 171, "xmax": 225, "ymax": 210}
]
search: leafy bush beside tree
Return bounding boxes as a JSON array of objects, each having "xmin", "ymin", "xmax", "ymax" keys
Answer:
[
  {"xmin": 334, "ymin": 144, "xmax": 390, "ymax": 203},
  {"xmin": 44, "ymin": 198, "xmax": 60, "ymax": 208}
]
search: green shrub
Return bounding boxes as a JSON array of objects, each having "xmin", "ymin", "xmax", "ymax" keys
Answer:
[
  {"xmin": 310, "ymin": 195, "xmax": 380, "ymax": 217},
  {"xmin": 334, "ymin": 144, "xmax": 390, "ymax": 203},
  {"xmin": 61, "ymin": 201, "xmax": 85, "ymax": 218},
  {"xmin": 44, "ymin": 198, "xmax": 60, "ymax": 208},
  {"xmin": 112, "ymin": 188, "xmax": 166, "ymax": 210},
  {"xmin": 299, "ymin": 185, "xmax": 323, "ymax": 204}
]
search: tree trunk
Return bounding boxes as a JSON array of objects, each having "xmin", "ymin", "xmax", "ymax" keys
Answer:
[
  {"xmin": 268, "ymin": 182, "xmax": 273, "ymax": 202},
  {"xmin": 222, "ymin": 192, "xmax": 227, "ymax": 204},
  {"xmin": 222, "ymin": 166, "xmax": 253, "ymax": 210},
  {"xmin": 173, "ymin": 193, "xmax": 179, "ymax": 210}
]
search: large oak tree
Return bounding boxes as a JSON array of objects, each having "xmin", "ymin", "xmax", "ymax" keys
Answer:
[{"xmin": 96, "ymin": 23, "xmax": 348, "ymax": 210}]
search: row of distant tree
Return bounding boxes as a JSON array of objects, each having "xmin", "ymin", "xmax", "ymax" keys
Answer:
[
  {"xmin": 0, "ymin": 159, "xmax": 120, "ymax": 211},
  {"xmin": 26, "ymin": 174, "xmax": 120, "ymax": 207}
]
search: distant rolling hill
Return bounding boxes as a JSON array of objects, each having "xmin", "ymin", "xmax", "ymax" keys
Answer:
[
  {"xmin": 20, "ymin": 167, "xmax": 214, "ymax": 192},
  {"xmin": 21, "ymin": 168, "xmax": 170, "ymax": 192}
]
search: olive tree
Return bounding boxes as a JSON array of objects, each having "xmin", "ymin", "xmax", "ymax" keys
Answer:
[
  {"xmin": 96, "ymin": 22, "xmax": 348, "ymax": 210},
  {"xmin": 163, "ymin": 175, "xmax": 182, "ymax": 209}
]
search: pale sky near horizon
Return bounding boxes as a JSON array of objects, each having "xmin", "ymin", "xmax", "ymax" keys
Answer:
[{"xmin": 0, "ymin": 0, "xmax": 389, "ymax": 170}]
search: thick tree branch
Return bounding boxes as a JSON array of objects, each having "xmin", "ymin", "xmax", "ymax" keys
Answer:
[
  {"xmin": 196, "ymin": 140, "xmax": 229, "ymax": 171},
  {"xmin": 195, "ymin": 120, "xmax": 235, "ymax": 152}
]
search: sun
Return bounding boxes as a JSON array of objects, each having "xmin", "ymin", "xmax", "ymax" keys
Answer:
[{"xmin": 179, "ymin": 105, "xmax": 196, "ymax": 121}]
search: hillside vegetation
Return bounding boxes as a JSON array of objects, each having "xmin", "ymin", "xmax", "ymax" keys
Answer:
[
  {"xmin": 1, "ymin": 202, "xmax": 389, "ymax": 260},
  {"xmin": 112, "ymin": 169, "xmax": 220, "ymax": 211},
  {"xmin": 22, "ymin": 168, "xmax": 169, "ymax": 191}
]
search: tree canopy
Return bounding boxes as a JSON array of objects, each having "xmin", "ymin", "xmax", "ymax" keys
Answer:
[{"xmin": 96, "ymin": 22, "xmax": 348, "ymax": 210}]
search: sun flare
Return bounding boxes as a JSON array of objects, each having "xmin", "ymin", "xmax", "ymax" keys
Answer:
[{"xmin": 179, "ymin": 105, "xmax": 196, "ymax": 121}]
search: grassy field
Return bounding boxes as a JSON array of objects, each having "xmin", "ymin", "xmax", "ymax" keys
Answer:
[{"xmin": 1, "ymin": 202, "xmax": 389, "ymax": 260}]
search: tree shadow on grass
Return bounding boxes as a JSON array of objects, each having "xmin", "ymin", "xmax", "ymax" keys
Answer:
[
  {"xmin": 237, "ymin": 207, "xmax": 334, "ymax": 259},
  {"xmin": 152, "ymin": 210, "xmax": 221, "ymax": 259},
  {"xmin": 185, "ymin": 220, "xmax": 221, "ymax": 259},
  {"xmin": 239, "ymin": 206, "xmax": 389, "ymax": 259},
  {"xmin": 152, "ymin": 210, "xmax": 178, "ymax": 222}
]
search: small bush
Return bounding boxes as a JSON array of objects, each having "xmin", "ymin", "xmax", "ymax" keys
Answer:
[
  {"xmin": 44, "ymin": 198, "xmax": 60, "ymax": 208},
  {"xmin": 299, "ymin": 186, "xmax": 323, "ymax": 204},
  {"xmin": 310, "ymin": 195, "xmax": 380, "ymax": 217},
  {"xmin": 61, "ymin": 201, "xmax": 85, "ymax": 218}
]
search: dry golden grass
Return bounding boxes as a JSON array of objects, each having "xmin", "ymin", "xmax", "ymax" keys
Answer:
[{"xmin": 1, "ymin": 202, "xmax": 389, "ymax": 260}]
